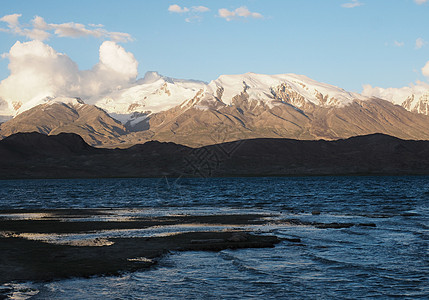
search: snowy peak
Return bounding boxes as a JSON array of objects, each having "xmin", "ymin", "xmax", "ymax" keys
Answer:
[
  {"xmin": 93, "ymin": 72, "xmax": 369, "ymax": 126},
  {"xmin": 44, "ymin": 97, "xmax": 85, "ymax": 106},
  {"xmin": 14, "ymin": 96, "xmax": 85, "ymax": 116},
  {"xmin": 95, "ymin": 71, "xmax": 206, "ymax": 115},
  {"xmin": 138, "ymin": 71, "xmax": 163, "ymax": 84},
  {"xmin": 208, "ymin": 73, "xmax": 364, "ymax": 108}
]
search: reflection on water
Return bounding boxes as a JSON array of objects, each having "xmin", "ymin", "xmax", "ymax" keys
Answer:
[{"xmin": 0, "ymin": 176, "xmax": 428, "ymax": 299}]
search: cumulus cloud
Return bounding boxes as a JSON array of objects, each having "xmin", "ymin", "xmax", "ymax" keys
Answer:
[
  {"xmin": 341, "ymin": 0, "xmax": 363, "ymax": 8},
  {"xmin": 218, "ymin": 6, "xmax": 263, "ymax": 21},
  {"xmin": 0, "ymin": 40, "xmax": 138, "ymax": 114},
  {"xmin": 168, "ymin": 4, "xmax": 190, "ymax": 13},
  {"xmin": 415, "ymin": 0, "xmax": 428, "ymax": 4},
  {"xmin": 0, "ymin": 14, "xmax": 133, "ymax": 42},
  {"xmin": 416, "ymin": 38, "xmax": 427, "ymax": 49}
]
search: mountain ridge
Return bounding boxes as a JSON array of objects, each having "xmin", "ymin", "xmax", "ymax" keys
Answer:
[{"xmin": 1, "ymin": 132, "xmax": 429, "ymax": 179}]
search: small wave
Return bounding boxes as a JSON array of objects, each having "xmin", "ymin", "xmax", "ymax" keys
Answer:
[
  {"xmin": 0, "ymin": 283, "xmax": 39, "ymax": 300},
  {"xmin": 218, "ymin": 251, "xmax": 269, "ymax": 276}
]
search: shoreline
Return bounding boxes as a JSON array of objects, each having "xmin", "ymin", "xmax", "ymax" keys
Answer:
[{"xmin": 0, "ymin": 209, "xmax": 280, "ymax": 284}]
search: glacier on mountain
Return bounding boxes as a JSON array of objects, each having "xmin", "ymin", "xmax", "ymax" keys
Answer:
[{"xmin": 92, "ymin": 71, "xmax": 368, "ymax": 125}]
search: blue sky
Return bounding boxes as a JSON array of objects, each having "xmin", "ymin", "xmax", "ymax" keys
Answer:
[{"xmin": 0, "ymin": 0, "xmax": 428, "ymax": 92}]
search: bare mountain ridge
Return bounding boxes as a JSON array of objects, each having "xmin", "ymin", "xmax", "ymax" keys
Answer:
[
  {"xmin": 122, "ymin": 93, "xmax": 429, "ymax": 147},
  {"xmin": 0, "ymin": 98, "xmax": 127, "ymax": 145}
]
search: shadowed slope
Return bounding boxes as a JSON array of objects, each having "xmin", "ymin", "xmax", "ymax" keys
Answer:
[{"xmin": 1, "ymin": 132, "xmax": 429, "ymax": 178}]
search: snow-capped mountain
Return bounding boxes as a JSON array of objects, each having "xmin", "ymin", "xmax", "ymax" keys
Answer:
[
  {"xmin": 93, "ymin": 71, "xmax": 367, "ymax": 126},
  {"xmin": 94, "ymin": 71, "xmax": 206, "ymax": 117},
  {"xmin": 207, "ymin": 72, "xmax": 365, "ymax": 107},
  {"xmin": 2, "ymin": 72, "xmax": 429, "ymax": 147}
]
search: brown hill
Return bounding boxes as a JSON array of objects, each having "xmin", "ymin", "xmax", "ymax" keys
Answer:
[{"xmin": 0, "ymin": 99, "xmax": 127, "ymax": 146}]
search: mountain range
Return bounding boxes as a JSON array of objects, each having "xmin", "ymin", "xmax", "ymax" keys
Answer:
[{"xmin": 1, "ymin": 72, "xmax": 429, "ymax": 147}]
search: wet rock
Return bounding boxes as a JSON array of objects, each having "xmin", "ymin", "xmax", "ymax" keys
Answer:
[
  {"xmin": 0, "ymin": 287, "xmax": 12, "ymax": 300},
  {"xmin": 282, "ymin": 238, "xmax": 302, "ymax": 243},
  {"xmin": 357, "ymin": 223, "xmax": 376, "ymax": 227},
  {"xmin": 227, "ymin": 233, "xmax": 248, "ymax": 242},
  {"xmin": 315, "ymin": 222, "xmax": 354, "ymax": 229},
  {"xmin": 401, "ymin": 212, "xmax": 419, "ymax": 217},
  {"xmin": 190, "ymin": 239, "xmax": 224, "ymax": 244},
  {"xmin": 311, "ymin": 211, "xmax": 321, "ymax": 215},
  {"xmin": 283, "ymin": 219, "xmax": 306, "ymax": 226}
]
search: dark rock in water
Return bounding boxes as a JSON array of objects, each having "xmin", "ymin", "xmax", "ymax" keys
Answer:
[
  {"xmin": 0, "ymin": 211, "xmax": 280, "ymax": 283},
  {"xmin": 282, "ymin": 238, "xmax": 302, "ymax": 243},
  {"xmin": 282, "ymin": 219, "xmax": 307, "ymax": 226},
  {"xmin": 401, "ymin": 212, "xmax": 420, "ymax": 217},
  {"xmin": 315, "ymin": 222, "xmax": 354, "ymax": 229},
  {"xmin": 191, "ymin": 239, "xmax": 225, "ymax": 244},
  {"xmin": 0, "ymin": 287, "xmax": 12, "ymax": 300},
  {"xmin": 311, "ymin": 211, "xmax": 321, "ymax": 215},
  {"xmin": 357, "ymin": 223, "xmax": 377, "ymax": 227},
  {"xmin": 228, "ymin": 233, "xmax": 248, "ymax": 242}
]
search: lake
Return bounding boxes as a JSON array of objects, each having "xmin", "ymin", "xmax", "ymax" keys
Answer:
[{"xmin": 0, "ymin": 176, "xmax": 428, "ymax": 299}]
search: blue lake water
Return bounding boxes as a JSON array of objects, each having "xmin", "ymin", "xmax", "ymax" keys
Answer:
[{"xmin": 0, "ymin": 176, "xmax": 428, "ymax": 299}]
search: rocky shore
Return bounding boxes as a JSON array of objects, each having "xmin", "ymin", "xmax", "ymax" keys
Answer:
[{"xmin": 0, "ymin": 209, "xmax": 280, "ymax": 284}]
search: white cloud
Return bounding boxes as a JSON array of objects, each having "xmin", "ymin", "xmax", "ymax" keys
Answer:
[
  {"xmin": 341, "ymin": 0, "xmax": 363, "ymax": 8},
  {"xmin": 415, "ymin": 0, "xmax": 428, "ymax": 4},
  {"xmin": 218, "ymin": 6, "xmax": 263, "ymax": 21},
  {"xmin": 168, "ymin": 5, "xmax": 210, "ymax": 22},
  {"xmin": 362, "ymin": 60, "xmax": 429, "ymax": 106},
  {"xmin": 0, "ymin": 13, "xmax": 51, "ymax": 41},
  {"xmin": 168, "ymin": 4, "xmax": 190, "ymax": 13},
  {"xmin": 422, "ymin": 61, "xmax": 429, "ymax": 77},
  {"xmin": 416, "ymin": 38, "xmax": 427, "ymax": 49},
  {"xmin": 362, "ymin": 81, "xmax": 429, "ymax": 104},
  {"xmin": 97, "ymin": 41, "xmax": 138, "ymax": 76},
  {"xmin": 0, "ymin": 14, "xmax": 133, "ymax": 42},
  {"xmin": 394, "ymin": 40, "xmax": 404, "ymax": 47},
  {"xmin": 192, "ymin": 6, "xmax": 210, "ymax": 13},
  {"xmin": 0, "ymin": 14, "xmax": 21, "ymax": 27},
  {"xmin": 32, "ymin": 16, "xmax": 49, "ymax": 29},
  {"xmin": 0, "ymin": 40, "xmax": 138, "ymax": 114},
  {"xmin": 185, "ymin": 16, "xmax": 203, "ymax": 23}
]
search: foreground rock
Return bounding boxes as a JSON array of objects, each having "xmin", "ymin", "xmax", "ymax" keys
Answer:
[
  {"xmin": 0, "ymin": 232, "xmax": 279, "ymax": 284},
  {"xmin": 0, "ymin": 210, "xmax": 279, "ymax": 284}
]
